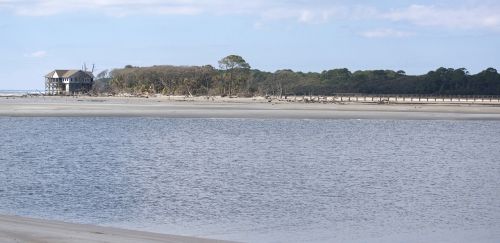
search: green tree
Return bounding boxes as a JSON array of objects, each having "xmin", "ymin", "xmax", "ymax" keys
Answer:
[{"xmin": 218, "ymin": 55, "xmax": 251, "ymax": 96}]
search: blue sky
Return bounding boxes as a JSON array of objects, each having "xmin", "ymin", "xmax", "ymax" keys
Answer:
[{"xmin": 1, "ymin": 0, "xmax": 500, "ymax": 89}]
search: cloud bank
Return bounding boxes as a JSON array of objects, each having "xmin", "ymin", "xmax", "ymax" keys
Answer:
[
  {"xmin": 385, "ymin": 4, "xmax": 500, "ymax": 30},
  {"xmin": 1, "ymin": 1, "xmax": 500, "ymax": 31}
]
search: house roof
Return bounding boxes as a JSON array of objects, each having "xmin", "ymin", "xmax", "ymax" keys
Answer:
[{"xmin": 45, "ymin": 70, "xmax": 94, "ymax": 78}]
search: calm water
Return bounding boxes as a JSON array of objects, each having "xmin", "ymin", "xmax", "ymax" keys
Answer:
[
  {"xmin": 1, "ymin": 118, "xmax": 500, "ymax": 243},
  {"xmin": 0, "ymin": 90, "xmax": 41, "ymax": 96}
]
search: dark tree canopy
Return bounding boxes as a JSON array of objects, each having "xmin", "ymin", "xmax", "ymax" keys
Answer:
[
  {"xmin": 218, "ymin": 55, "xmax": 251, "ymax": 70},
  {"xmin": 94, "ymin": 56, "xmax": 500, "ymax": 96}
]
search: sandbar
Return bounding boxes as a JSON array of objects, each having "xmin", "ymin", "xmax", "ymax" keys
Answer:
[
  {"xmin": 0, "ymin": 214, "xmax": 234, "ymax": 243},
  {"xmin": 1, "ymin": 96, "xmax": 500, "ymax": 120}
]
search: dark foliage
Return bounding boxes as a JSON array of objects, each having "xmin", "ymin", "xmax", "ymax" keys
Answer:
[{"xmin": 99, "ymin": 56, "xmax": 500, "ymax": 96}]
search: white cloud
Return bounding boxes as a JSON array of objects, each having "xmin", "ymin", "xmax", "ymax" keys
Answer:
[
  {"xmin": 0, "ymin": 0, "xmax": 347, "ymax": 24},
  {"xmin": 1, "ymin": 1, "xmax": 500, "ymax": 31},
  {"xmin": 259, "ymin": 7, "xmax": 342, "ymax": 24},
  {"xmin": 384, "ymin": 4, "xmax": 500, "ymax": 30},
  {"xmin": 25, "ymin": 50, "xmax": 47, "ymax": 58},
  {"xmin": 1, "ymin": 0, "xmax": 204, "ymax": 16},
  {"xmin": 360, "ymin": 29, "xmax": 415, "ymax": 38}
]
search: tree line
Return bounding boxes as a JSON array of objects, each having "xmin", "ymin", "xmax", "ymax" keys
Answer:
[{"xmin": 93, "ymin": 55, "xmax": 500, "ymax": 96}]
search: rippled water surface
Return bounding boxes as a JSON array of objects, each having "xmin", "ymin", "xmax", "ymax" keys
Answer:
[{"xmin": 1, "ymin": 118, "xmax": 500, "ymax": 242}]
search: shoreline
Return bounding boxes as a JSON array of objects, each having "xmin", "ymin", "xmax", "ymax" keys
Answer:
[
  {"xmin": 1, "ymin": 96, "xmax": 500, "ymax": 120},
  {"xmin": 0, "ymin": 214, "xmax": 233, "ymax": 243}
]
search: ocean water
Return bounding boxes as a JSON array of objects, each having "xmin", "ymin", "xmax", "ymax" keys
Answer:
[
  {"xmin": 0, "ymin": 90, "xmax": 42, "ymax": 96},
  {"xmin": 0, "ymin": 118, "xmax": 499, "ymax": 243}
]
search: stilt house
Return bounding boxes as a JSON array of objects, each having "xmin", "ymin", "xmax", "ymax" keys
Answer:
[{"xmin": 45, "ymin": 70, "xmax": 94, "ymax": 95}]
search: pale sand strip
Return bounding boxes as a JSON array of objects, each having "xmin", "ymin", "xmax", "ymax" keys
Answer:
[
  {"xmin": 0, "ymin": 215, "xmax": 234, "ymax": 243},
  {"xmin": 1, "ymin": 96, "xmax": 500, "ymax": 119}
]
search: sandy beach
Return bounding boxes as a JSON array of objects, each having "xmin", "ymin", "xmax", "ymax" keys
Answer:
[
  {"xmin": 1, "ymin": 96, "xmax": 500, "ymax": 119},
  {"xmin": 0, "ymin": 214, "xmax": 234, "ymax": 243}
]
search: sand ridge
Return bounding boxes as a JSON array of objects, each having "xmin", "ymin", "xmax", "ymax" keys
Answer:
[
  {"xmin": 0, "ymin": 214, "xmax": 235, "ymax": 243},
  {"xmin": 1, "ymin": 96, "xmax": 500, "ymax": 120}
]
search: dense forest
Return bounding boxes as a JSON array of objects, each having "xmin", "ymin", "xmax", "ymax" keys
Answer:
[{"xmin": 94, "ymin": 55, "xmax": 500, "ymax": 96}]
